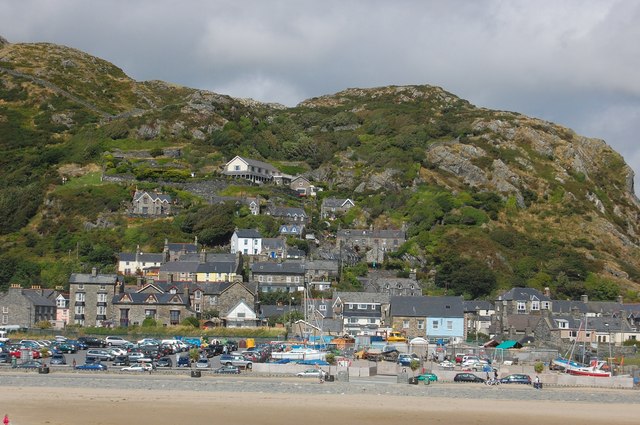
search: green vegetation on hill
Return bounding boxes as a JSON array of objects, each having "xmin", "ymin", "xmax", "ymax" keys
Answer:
[{"xmin": 0, "ymin": 40, "xmax": 639, "ymax": 301}]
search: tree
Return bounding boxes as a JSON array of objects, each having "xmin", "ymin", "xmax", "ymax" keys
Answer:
[
  {"xmin": 435, "ymin": 256, "xmax": 497, "ymax": 299},
  {"xmin": 181, "ymin": 316, "xmax": 200, "ymax": 328}
]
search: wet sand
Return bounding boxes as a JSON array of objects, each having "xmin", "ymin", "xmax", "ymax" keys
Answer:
[{"xmin": 1, "ymin": 386, "xmax": 636, "ymax": 425}]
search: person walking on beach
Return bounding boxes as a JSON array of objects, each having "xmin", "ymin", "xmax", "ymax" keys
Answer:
[{"xmin": 534, "ymin": 375, "xmax": 541, "ymax": 389}]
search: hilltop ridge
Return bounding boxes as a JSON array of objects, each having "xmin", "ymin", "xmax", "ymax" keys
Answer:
[{"xmin": 0, "ymin": 39, "xmax": 638, "ymax": 299}]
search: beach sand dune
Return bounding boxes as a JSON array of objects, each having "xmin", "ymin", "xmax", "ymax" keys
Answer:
[{"xmin": 1, "ymin": 387, "xmax": 635, "ymax": 425}]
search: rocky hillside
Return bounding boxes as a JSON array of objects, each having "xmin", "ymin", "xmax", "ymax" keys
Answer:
[{"xmin": 1, "ymin": 38, "xmax": 639, "ymax": 299}]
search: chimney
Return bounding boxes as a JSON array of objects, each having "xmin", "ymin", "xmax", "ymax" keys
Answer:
[
  {"xmin": 136, "ymin": 277, "xmax": 143, "ymax": 289},
  {"xmin": 91, "ymin": 267, "xmax": 97, "ymax": 277},
  {"xmin": 10, "ymin": 283, "xmax": 20, "ymax": 289},
  {"xmin": 544, "ymin": 287, "xmax": 550, "ymax": 297},
  {"xmin": 617, "ymin": 295, "xmax": 623, "ymax": 304},
  {"xmin": 200, "ymin": 249, "xmax": 206, "ymax": 263},
  {"xmin": 581, "ymin": 294, "xmax": 588, "ymax": 304},
  {"xmin": 168, "ymin": 274, "xmax": 173, "ymax": 284}
]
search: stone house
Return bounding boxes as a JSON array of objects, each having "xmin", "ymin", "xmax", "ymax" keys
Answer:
[
  {"xmin": 320, "ymin": 198, "xmax": 355, "ymax": 219},
  {"xmin": 262, "ymin": 238, "xmax": 286, "ymax": 259},
  {"xmin": 111, "ymin": 285, "xmax": 193, "ymax": 327},
  {"xmin": 69, "ymin": 268, "xmax": 121, "ymax": 327},
  {"xmin": 222, "ymin": 155, "xmax": 280, "ymax": 184},
  {"xmin": 463, "ymin": 300, "xmax": 495, "ymax": 339},
  {"xmin": 267, "ymin": 206, "xmax": 308, "ymax": 223},
  {"xmin": 131, "ymin": 190, "xmax": 172, "ymax": 216},
  {"xmin": 337, "ymin": 228, "xmax": 406, "ymax": 263},
  {"xmin": 495, "ymin": 287, "xmax": 552, "ymax": 316},
  {"xmin": 251, "ymin": 261, "xmax": 306, "ymax": 293},
  {"xmin": 304, "ymin": 260, "xmax": 339, "ymax": 291},
  {"xmin": 289, "ymin": 176, "xmax": 317, "ymax": 197},
  {"xmin": 0, "ymin": 284, "xmax": 57, "ymax": 329}
]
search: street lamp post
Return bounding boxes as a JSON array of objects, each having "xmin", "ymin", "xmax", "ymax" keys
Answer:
[{"xmin": 604, "ymin": 323, "xmax": 612, "ymax": 363}]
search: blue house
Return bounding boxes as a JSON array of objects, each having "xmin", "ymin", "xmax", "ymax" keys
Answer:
[{"xmin": 390, "ymin": 296, "xmax": 465, "ymax": 343}]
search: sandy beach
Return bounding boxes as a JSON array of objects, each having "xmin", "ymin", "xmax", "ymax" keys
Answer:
[{"xmin": 1, "ymin": 383, "xmax": 637, "ymax": 425}]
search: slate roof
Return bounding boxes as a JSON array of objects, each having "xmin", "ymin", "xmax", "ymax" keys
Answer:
[
  {"xmin": 69, "ymin": 273, "xmax": 119, "ymax": 285},
  {"xmin": 322, "ymin": 198, "xmax": 353, "ymax": 208},
  {"xmin": 286, "ymin": 248, "xmax": 306, "ymax": 258},
  {"xmin": 334, "ymin": 291, "xmax": 390, "ymax": 304},
  {"xmin": 337, "ymin": 229, "xmax": 405, "ymax": 239},
  {"xmin": 498, "ymin": 287, "xmax": 551, "ymax": 302},
  {"xmin": 196, "ymin": 261, "xmax": 238, "ymax": 274},
  {"xmin": 503, "ymin": 314, "xmax": 542, "ymax": 331},
  {"xmin": 159, "ymin": 262, "xmax": 200, "ymax": 273},
  {"xmin": 178, "ymin": 253, "xmax": 238, "ymax": 263},
  {"xmin": 167, "ymin": 243, "xmax": 197, "ymax": 253},
  {"xmin": 22, "ymin": 290, "xmax": 56, "ymax": 307},
  {"xmin": 112, "ymin": 292, "xmax": 188, "ymax": 305},
  {"xmin": 251, "ymin": 261, "xmax": 305, "ymax": 274},
  {"xmin": 390, "ymin": 296, "xmax": 464, "ymax": 318},
  {"xmin": 133, "ymin": 190, "xmax": 172, "ymax": 203},
  {"xmin": 262, "ymin": 238, "xmax": 285, "ymax": 250},
  {"xmin": 154, "ymin": 281, "xmax": 256, "ymax": 296},
  {"xmin": 235, "ymin": 156, "xmax": 278, "ymax": 172},
  {"xmin": 551, "ymin": 300, "xmax": 589, "ymax": 314},
  {"xmin": 234, "ymin": 229, "xmax": 262, "ymax": 239},
  {"xmin": 268, "ymin": 206, "xmax": 307, "ymax": 218},
  {"xmin": 463, "ymin": 300, "xmax": 494, "ymax": 312},
  {"xmin": 118, "ymin": 252, "xmax": 165, "ymax": 263},
  {"xmin": 260, "ymin": 304, "xmax": 299, "ymax": 318}
]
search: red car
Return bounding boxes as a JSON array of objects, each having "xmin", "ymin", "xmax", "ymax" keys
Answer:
[{"xmin": 10, "ymin": 348, "xmax": 41, "ymax": 359}]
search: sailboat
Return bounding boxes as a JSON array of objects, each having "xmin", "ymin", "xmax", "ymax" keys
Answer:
[{"xmin": 551, "ymin": 316, "xmax": 611, "ymax": 377}]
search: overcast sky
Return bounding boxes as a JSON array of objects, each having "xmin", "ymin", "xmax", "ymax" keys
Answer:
[{"xmin": 1, "ymin": 0, "xmax": 639, "ymax": 193}]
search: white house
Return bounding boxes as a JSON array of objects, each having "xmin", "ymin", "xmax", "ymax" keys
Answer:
[
  {"xmin": 222, "ymin": 156, "xmax": 280, "ymax": 184},
  {"xmin": 230, "ymin": 229, "xmax": 263, "ymax": 255}
]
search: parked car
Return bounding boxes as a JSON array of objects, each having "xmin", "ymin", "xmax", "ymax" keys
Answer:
[
  {"xmin": 397, "ymin": 353, "xmax": 420, "ymax": 367},
  {"xmin": 67, "ymin": 339, "xmax": 87, "ymax": 350},
  {"xmin": 0, "ymin": 352, "xmax": 10, "ymax": 363},
  {"xmin": 113, "ymin": 355, "xmax": 130, "ymax": 366},
  {"xmin": 108, "ymin": 347, "xmax": 127, "ymax": 356},
  {"xmin": 296, "ymin": 369, "xmax": 324, "ymax": 378},
  {"xmin": 499, "ymin": 374, "xmax": 532, "ymax": 385},
  {"xmin": 52, "ymin": 343, "xmax": 76, "ymax": 354},
  {"xmin": 454, "ymin": 373, "xmax": 485, "ymax": 383},
  {"xmin": 50, "ymin": 354, "xmax": 66, "ymax": 365},
  {"xmin": 219, "ymin": 354, "xmax": 253, "ymax": 369},
  {"xmin": 416, "ymin": 372, "xmax": 438, "ymax": 382},
  {"xmin": 156, "ymin": 357, "xmax": 173, "ymax": 368},
  {"xmin": 214, "ymin": 365, "xmax": 241, "ymax": 374},
  {"xmin": 177, "ymin": 356, "xmax": 191, "ymax": 367},
  {"xmin": 195, "ymin": 358, "xmax": 209, "ymax": 369},
  {"xmin": 78, "ymin": 337, "xmax": 106, "ymax": 348},
  {"xmin": 75, "ymin": 362, "xmax": 108, "ymax": 371},
  {"xmin": 121, "ymin": 363, "xmax": 153, "ymax": 372},
  {"xmin": 86, "ymin": 349, "xmax": 115, "ymax": 361},
  {"xmin": 128, "ymin": 351, "xmax": 153, "ymax": 363},
  {"xmin": 105, "ymin": 336, "xmax": 129, "ymax": 347},
  {"xmin": 17, "ymin": 360, "xmax": 43, "ymax": 369}
]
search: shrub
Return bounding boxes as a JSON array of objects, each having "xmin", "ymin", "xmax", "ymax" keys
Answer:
[
  {"xmin": 181, "ymin": 316, "xmax": 200, "ymax": 328},
  {"xmin": 325, "ymin": 353, "xmax": 336, "ymax": 365},
  {"xmin": 534, "ymin": 362, "xmax": 544, "ymax": 373}
]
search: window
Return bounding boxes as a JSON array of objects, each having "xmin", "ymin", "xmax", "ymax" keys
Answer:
[
  {"xmin": 169, "ymin": 288, "xmax": 177, "ymax": 294},
  {"xmin": 541, "ymin": 301, "xmax": 550, "ymax": 310},
  {"xmin": 517, "ymin": 302, "xmax": 526, "ymax": 313},
  {"xmin": 294, "ymin": 276, "xmax": 300, "ymax": 283},
  {"xmin": 237, "ymin": 312, "xmax": 245, "ymax": 318},
  {"xmin": 319, "ymin": 305, "xmax": 326, "ymax": 311},
  {"xmin": 402, "ymin": 320, "xmax": 409, "ymax": 329},
  {"xmin": 170, "ymin": 310, "xmax": 180, "ymax": 325},
  {"xmin": 258, "ymin": 275, "xmax": 264, "ymax": 282},
  {"xmin": 1, "ymin": 315, "xmax": 7, "ymax": 324},
  {"xmin": 358, "ymin": 304, "xmax": 367, "ymax": 310},
  {"xmin": 74, "ymin": 306, "xmax": 85, "ymax": 314},
  {"xmin": 97, "ymin": 293, "xmax": 107, "ymax": 303},
  {"xmin": 267, "ymin": 276, "xmax": 273, "ymax": 282},
  {"xmin": 1, "ymin": 306, "xmax": 8, "ymax": 314},
  {"xmin": 531, "ymin": 301, "xmax": 540, "ymax": 311},
  {"xmin": 417, "ymin": 320, "xmax": 425, "ymax": 330},
  {"xmin": 75, "ymin": 293, "xmax": 85, "ymax": 302},
  {"xmin": 56, "ymin": 299, "xmax": 65, "ymax": 308},
  {"xmin": 78, "ymin": 284, "xmax": 84, "ymax": 290},
  {"xmin": 368, "ymin": 318, "xmax": 376, "ymax": 324},
  {"xmin": 209, "ymin": 296, "xmax": 218, "ymax": 305},
  {"xmin": 99, "ymin": 284, "xmax": 106, "ymax": 290},
  {"xmin": 447, "ymin": 320, "xmax": 453, "ymax": 330},
  {"xmin": 347, "ymin": 303, "xmax": 354, "ymax": 309},
  {"xmin": 195, "ymin": 291, "xmax": 202, "ymax": 300},
  {"xmin": 97, "ymin": 306, "xmax": 106, "ymax": 315},
  {"xmin": 286, "ymin": 276, "xmax": 291, "ymax": 283},
  {"xmin": 145, "ymin": 309, "xmax": 156, "ymax": 318},
  {"xmin": 244, "ymin": 239, "xmax": 248, "ymax": 245},
  {"xmin": 348, "ymin": 317, "xmax": 359, "ymax": 324},
  {"xmin": 432, "ymin": 320, "xmax": 439, "ymax": 330},
  {"xmin": 195, "ymin": 304, "xmax": 201, "ymax": 313}
]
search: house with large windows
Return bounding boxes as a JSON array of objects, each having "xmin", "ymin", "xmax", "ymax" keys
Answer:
[
  {"xmin": 222, "ymin": 156, "xmax": 280, "ymax": 184},
  {"xmin": 68, "ymin": 268, "xmax": 121, "ymax": 327},
  {"xmin": 251, "ymin": 261, "xmax": 306, "ymax": 293},
  {"xmin": 333, "ymin": 292, "xmax": 390, "ymax": 337}
]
